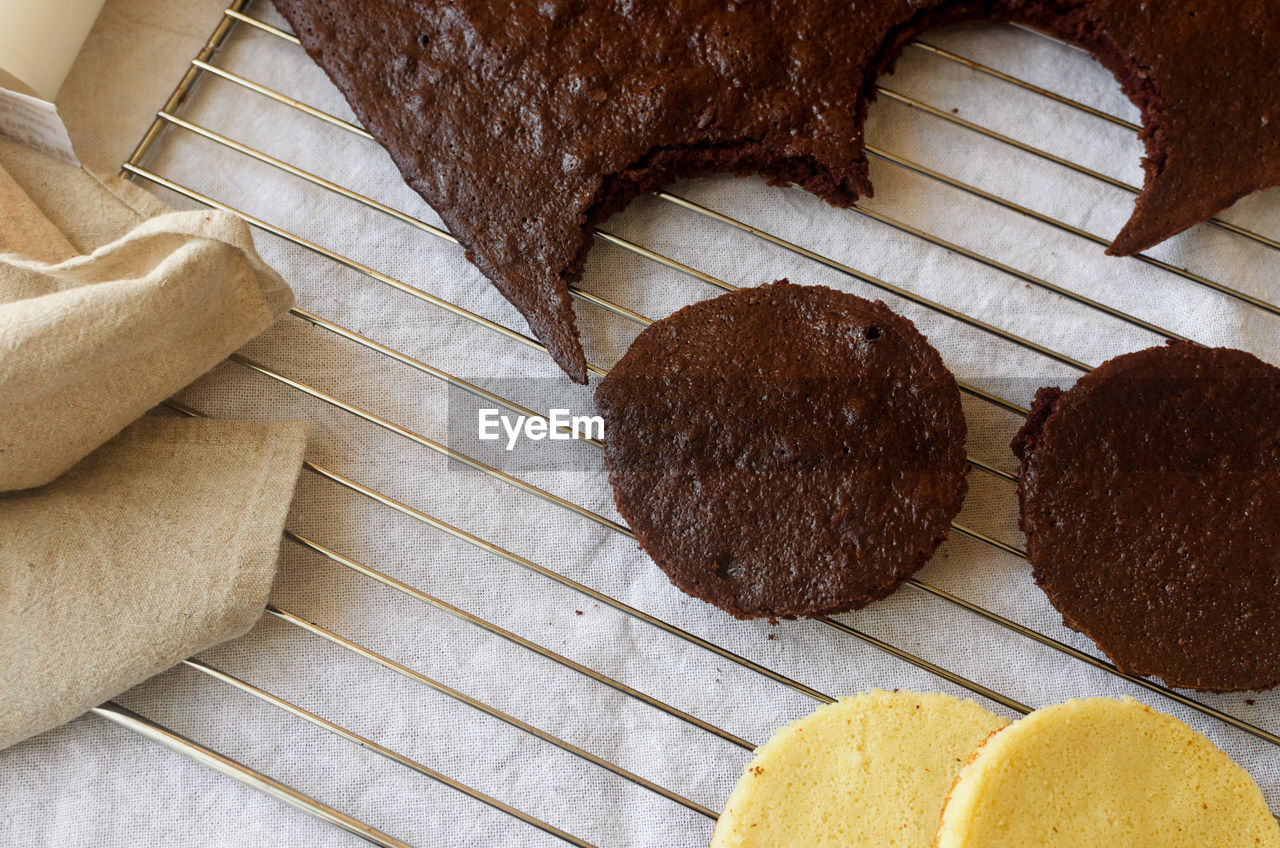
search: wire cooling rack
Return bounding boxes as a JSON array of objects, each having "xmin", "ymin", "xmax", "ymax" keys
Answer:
[{"xmin": 88, "ymin": 1, "xmax": 1280, "ymax": 845}]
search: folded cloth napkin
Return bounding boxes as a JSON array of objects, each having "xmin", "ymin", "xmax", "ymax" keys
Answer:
[
  {"xmin": 0, "ymin": 138, "xmax": 308, "ymax": 749},
  {"xmin": 0, "ymin": 417, "xmax": 306, "ymax": 748},
  {"xmin": 0, "ymin": 139, "xmax": 294, "ymax": 489}
]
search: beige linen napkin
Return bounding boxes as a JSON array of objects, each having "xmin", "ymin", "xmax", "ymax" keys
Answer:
[
  {"xmin": 0, "ymin": 139, "xmax": 294, "ymax": 490},
  {"xmin": 0, "ymin": 139, "xmax": 308, "ymax": 748},
  {"xmin": 0, "ymin": 417, "xmax": 306, "ymax": 748}
]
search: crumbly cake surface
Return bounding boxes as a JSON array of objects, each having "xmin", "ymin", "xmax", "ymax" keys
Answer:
[
  {"xmin": 596, "ymin": 281, "xmax": 967, "ymax": 619},
  {"xmin": 935, "ymin": 698, "xmax": 1280, "ymax": 848},
  {"xmin": 274, "ymin": 0, "xmax": 1280, "ymax": 382},
  {"xmin": 712, "ymin": 690, "xmax": 1007, "ymax": 848},
  {"xmin": 1013, "ymin": 341, "xmax": 1280, "ymax": 692}
]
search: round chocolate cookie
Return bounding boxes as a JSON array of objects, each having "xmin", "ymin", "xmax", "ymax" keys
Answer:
[
  {"xmin": 595, "ymin": 280, "xmax": 967, "ymax": 619},
  {"xmin": 1012, "ymin": 341, "xmax": 1280, "ymax": 692}
]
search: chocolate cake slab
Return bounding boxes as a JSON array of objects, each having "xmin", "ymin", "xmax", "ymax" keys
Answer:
[
  {"xmin": 1013, "ymin": 341, "xmax": 1280, "ymax": 692},
  {"xmin": 274, "ymin": 0, "xmax": 1279, "ymax": 384},
  {"xmin": 595, "ymin": 281, "xmax": 968, "ymax": 619}
]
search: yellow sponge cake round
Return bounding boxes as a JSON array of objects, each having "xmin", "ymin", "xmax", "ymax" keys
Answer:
[
  {"xmin": 711, "ymin": 690, "xmax": 1009, "ymax": 848},
  {"xmin": 935, "ymin": 697, "xmax": 1280, "ymax": 848}
]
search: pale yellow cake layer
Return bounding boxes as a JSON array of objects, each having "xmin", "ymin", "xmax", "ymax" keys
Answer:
[
  {"xmin": 936, "ymin": 697, "xmax": 1280, "ymax": 848},
  {"xmin": 711, "ymin": 689, "xmax": 1008, "ymax": 848}
]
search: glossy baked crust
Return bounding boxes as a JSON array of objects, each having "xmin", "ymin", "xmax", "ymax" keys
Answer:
[
  {"xmin": 596, "ymin": 281, "xmax": 967, "ymax": 619},
  {"xmin": 1013, "ymin": 342, "xmax": 1280, "ymax": 692},
  {"xmin": 274, "ymin": 0, "xmax": 1279, "ymax": 383}
]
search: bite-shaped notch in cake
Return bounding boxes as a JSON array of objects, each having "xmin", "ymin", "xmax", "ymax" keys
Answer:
[
  {"xmin": 596, "ymin": 281, "xmax": 968, "ymax": 620},
  {"xmin": 1012, "ymin": 341, "xmax": 1280, "ymax": 692},
  {"xmin": 274, "ymin": 0, "xmax": 1280, "ymax": 384}
]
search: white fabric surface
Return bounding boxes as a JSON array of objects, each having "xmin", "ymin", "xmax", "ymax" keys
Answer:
[{"xmin": 2, "ymin": 2, "xmax": 1279, "ymax": 846}]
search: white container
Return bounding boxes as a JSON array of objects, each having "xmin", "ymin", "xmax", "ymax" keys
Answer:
[{"xmin": 0, "ymin": 0, "xmax": 106, "ymax": 100}]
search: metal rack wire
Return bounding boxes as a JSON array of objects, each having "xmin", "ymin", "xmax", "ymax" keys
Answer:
[{"xmin": 97, "ymin": 2, "xmax": 1279, "ymax": 845}]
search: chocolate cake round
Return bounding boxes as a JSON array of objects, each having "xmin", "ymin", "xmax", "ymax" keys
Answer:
[
  {"xmin": 595, "ymin": 281, "xmax": 967, "ymax": 619},
  {"xmin": 1012, "ymin": 341, "xmax": 1280, "ymax": 692}
]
